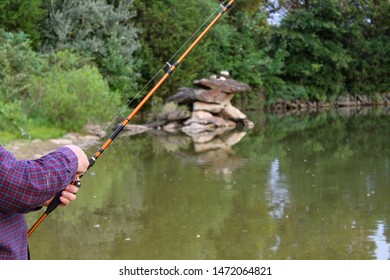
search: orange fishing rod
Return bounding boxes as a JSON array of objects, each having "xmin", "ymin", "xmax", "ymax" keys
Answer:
[{"xmin": 28, "ymin": 0, "xmax": 236, "ymax": 237}]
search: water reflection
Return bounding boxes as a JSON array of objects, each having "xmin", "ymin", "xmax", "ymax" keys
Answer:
[
  {"xmin": 153, "ymin": 129, "xmax": 249, "ymax": 182},
  {"xmin": 26, "ymin": 108, "xmax": 390, "ymax": 260},
  {"xmin": 267, "ymin": 158, "xmax": 290, "ymax": 219},
  {"xmin": 369, "ymin": 221, "xmax": 390, "ymax": 260}
]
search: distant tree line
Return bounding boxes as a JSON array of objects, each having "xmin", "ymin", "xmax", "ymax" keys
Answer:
[{"xmin": 0, "ymin": 0, "xmax": 389, "ymax": 140}]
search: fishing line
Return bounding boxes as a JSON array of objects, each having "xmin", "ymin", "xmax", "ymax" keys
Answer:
[
  {"xmin": 166, "ymin": 1, "xmax": 227, "ymax": 64},
  {"xmin": 86, "ymin": 1, "xmax": 229, "ymax": 148}
]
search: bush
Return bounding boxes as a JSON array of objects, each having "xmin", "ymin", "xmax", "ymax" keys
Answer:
[
  {"xmin": 41, "ymin": 0, "xmax": 140, "ymax": 97},
  {"xmin": 0, "ymin": 101, "xmax": 28, "ymax": 134},
  {"xmin": 0, "ymin": 0, "xmax": 46, "ymax": 48},
  {"xmin": 0, "ymin": 29, "xmax": 48, "ymax": 102},
  {"xmin": 27, "ymin": 51, "xmax": 122, "ymax": 131}
]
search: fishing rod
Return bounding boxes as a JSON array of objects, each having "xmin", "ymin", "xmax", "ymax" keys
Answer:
[{"xmin": 28, "ymin": 0, "xmax": 236, "ymax": 237}]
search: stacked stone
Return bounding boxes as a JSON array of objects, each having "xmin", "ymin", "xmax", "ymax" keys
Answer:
[
  {"xmin": 165, "ymin": 72, "xmax": 254, "ymax": 136},
  {"xmin": 116, "ymin": 73, "xmax": 253, "ymax": 156}
]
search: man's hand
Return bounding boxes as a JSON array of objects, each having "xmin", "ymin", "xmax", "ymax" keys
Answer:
[
  {"xmin": 43, "ymin": 144, "xmax": 88, "ymax": 207},
  {"xmin": 65, "ymin": 144, "xmax": 89, "ymax": 177},
  {"xmin": 43, "ymin": 183, "xmax": 79, "ymax": 206}
]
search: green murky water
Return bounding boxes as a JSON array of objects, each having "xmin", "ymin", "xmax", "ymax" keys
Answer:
[{"xmin": 27, "ymin": 108, "xmax": 390, "ymax": 260}]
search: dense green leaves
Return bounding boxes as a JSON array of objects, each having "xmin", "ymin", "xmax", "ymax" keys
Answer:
[
  {"xmin": 41, "ymin": 0, "xmax": 140, "ymax": 98},
  {"xmin": 342, "ymin": 0, "xmax": 390, "ymax": 96},
  {"xmin": 0, "ymin": 0, "xmax": 46, "ymax": 48},
  {"xmin": 0, "ymin": 33, "xmax": 120, "ymax": 142},
  {"xmin": 0, "ymin": 30, "xmax": 48, "ymax": 102},
  {"xmin": 263, "ymin": 0, "xmax": 390, "ymax": 101},
  {"xmin": 133, "ymin": 0, "xmax": 221, "ymax": 100},
  {"xmin": 268, "ymin": 1, "xmax": 352, "ymax": 101},
  {"xmin": 28, "ymin": 51, "xmax": 121, "ymax": 131},
  {"xmin": 0, "ymin": 0, "xmax": 389, "ymax": 142}
]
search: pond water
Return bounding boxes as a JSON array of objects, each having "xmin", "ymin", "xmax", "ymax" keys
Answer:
[{"xmin": 26, "ymin": 107, "xmax": 390, "ymax": 260}]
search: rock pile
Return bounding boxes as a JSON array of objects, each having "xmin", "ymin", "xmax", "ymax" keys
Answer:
[{"xmin": 146, "ymin": 72, "xmax": 254, "ymax": 136}]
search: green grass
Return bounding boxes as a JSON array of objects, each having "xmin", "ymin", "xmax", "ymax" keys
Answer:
[
  {"xmin": 0, "ymin": 131, "xmax": 20, "ymax": 144},
  {"xmin": 27, "ymin": 125, "xmax": 65, "ymax": 140},
  {"xmin": 0, "ymin": 123, "xmax": 65, "ymax": 145}
]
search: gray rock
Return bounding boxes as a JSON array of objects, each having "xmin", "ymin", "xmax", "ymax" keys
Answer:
[
  {"xmin": 193, "ymin": 77, "xmax": 250, "ymax": 93},
  {"xmin": 193, "ymin": 102, "xmax": 224, "ymax": 114},
  {"xmin": 220, "ymin": 103, "xmax": 247, "ymax": 120}
]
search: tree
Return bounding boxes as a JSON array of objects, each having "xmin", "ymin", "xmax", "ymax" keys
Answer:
[
  {"xmin": 267, "ymin": 0, "xmax": 352, "ymax": 101},
  {"xmin": 0, "ymin": 0, "xmax": 46, "ymax": 48},
  {"xmin": 133, "ymin": 0, "xmax": 225, "ymax": 101},
  {"xmin": 0, "ymin": 29, "xmax": 47, "ymax": 102},
  {"xmin": 210, "ymin": 0, "xmax": 279, "ymax": 89},
  {"xmin": 342, "ymin": 0, "xmax": 390, "ymax": 96},
  {"xmin": 40, "ymin": 0, "xmax": 140, "ymax": 99}
]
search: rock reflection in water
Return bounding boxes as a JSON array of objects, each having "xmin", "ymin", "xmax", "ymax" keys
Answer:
[{"xmin": 151, "ymin": 128, "xmax": 249, "ymax": 180}]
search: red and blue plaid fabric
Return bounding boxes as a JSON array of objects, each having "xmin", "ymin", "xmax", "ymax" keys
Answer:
[{"xmin": 0, "ymin": 146, "xmax": 78, "ymax": 259}]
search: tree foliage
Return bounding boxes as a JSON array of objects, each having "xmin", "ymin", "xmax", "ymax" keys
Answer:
[
  {"xmin": 0, "ymin": 30, "xmax": 48, "ymax": 102},
  {"xmin": 341, "ymin": 0, "xmax": 390, "ymax": 96},
  {"xmin": 0, "ymin": 0, "xmax": 46, "ymax": 48},
  {"xmin": 210, "ymin": 3, "xmax": 275, "ymax": 87},
  {"xmin": 263, "ymin": 0, "xmax": 390, "ymax": 101},
  {"xmin": 0, "ymin": 29, "xmax": 121, "ymax": 140},
  {"xmin": 133, "ymin": 0, "xmax": 224, "ymax": 100},
  {"xmin": 1, "ymin": 0, "xmax": 389, "ymax": 141},
  {"xmin": 40, "ymin": 0, "xmax": 140, "ymax": 98},
  {"xmin": 268, "ymin": 0, "xmax": 352, "ymax": 101}
]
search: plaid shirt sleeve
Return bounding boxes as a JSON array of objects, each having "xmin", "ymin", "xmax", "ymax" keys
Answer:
[{"xmin": 0, "ymin": 146, "xmax": 78, "ymax": 214}]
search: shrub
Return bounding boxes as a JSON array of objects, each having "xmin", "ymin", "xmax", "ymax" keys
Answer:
[
  {"xmin": 27, "ymin": 51, "xmax": 122, "ymax": 131},
  {"xmin": 0, "ymin": 101, "xmax": 29, "ymax": 135},
  {"xmin": 0, "ymin": 29, "xmax": 48, "ymax": 102},
  {"xmin": 0, "ymin": 0, "xmax": 46, "ymax": 48},
  {"xmin": 41, "ymin": 0, "xmax": 140, "ymax": 97}
]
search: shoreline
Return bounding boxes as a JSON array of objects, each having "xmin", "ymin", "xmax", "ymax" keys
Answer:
[
  {"xmin": 267, "ymin": 93, "xmax": 390, "ymax": 111},
  {"xmin": 4, "ymin": 102, "xmax": 389, "ymax": 160},
  {"xmin": 4, "ymin": 132, "xmax": 101, "ymax": 160}
]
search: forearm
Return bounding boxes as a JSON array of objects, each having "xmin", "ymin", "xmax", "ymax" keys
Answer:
[{"xmin": 0, "ymin": 147, "xmax": 78, "ymax": 213}]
